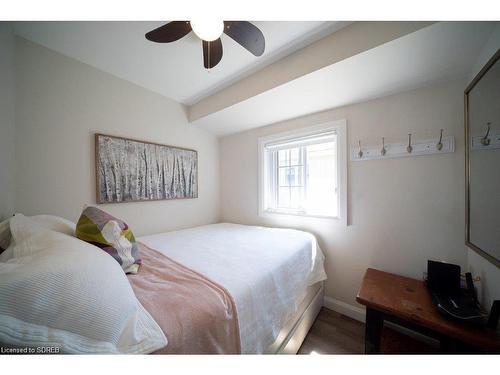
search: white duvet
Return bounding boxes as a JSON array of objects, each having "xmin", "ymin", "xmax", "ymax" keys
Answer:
[{"xmin": 139, "ymin": 223, "xmax": 327, "ymax": 354}]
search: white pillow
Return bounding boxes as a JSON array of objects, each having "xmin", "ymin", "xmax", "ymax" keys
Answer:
[
  {"xmin": 28, "ymin": 214, "xmax": 76, "ymax": 237},
  {"xmin": 0, "ymin": 215, "xmax": 57, "ymax": 262},
  {"xmin": 0, "ymin": 214, "xmax": 76, "ymax": 257},
  {"xmin": 0, "ymin": 214, "xmax": 167, "ymax": 353}
]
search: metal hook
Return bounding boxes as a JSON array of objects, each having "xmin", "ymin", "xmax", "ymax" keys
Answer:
[
  {"xmin": 481, "ymin": 122, "xmax": 491, "ymax": 146},
  {"xmin": 358, "ymin": 140, "xmax": 363, "ymax": 158},
  {"xmin": 380, "ymin": 137, "xmax": 386, "ymax": 156},
  {"xmin": 407, "ymin": 134, "xmax": 413, "ymax": 154},
  {"xmin": 437, "ymin": 129, "xmax": 444, "ymax": 151}
]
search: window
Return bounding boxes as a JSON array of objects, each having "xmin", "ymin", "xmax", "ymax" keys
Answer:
[{"xmin": 259, "ymin": 120, "xmax": 347, "ymax": 221}]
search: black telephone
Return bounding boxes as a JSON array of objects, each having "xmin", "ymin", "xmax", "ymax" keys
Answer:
[{"xmin": 427, "ymin": 260, "xmax": 487, "ymax": 325}]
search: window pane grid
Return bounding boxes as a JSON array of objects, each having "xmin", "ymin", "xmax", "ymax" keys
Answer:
[
  {"xmin": 264, "ymin": 131, "xmax": 339, "ymax": 218},
  {"xmin": 276, "ymin": 147, "xmax": 306, "ymax": 210}
]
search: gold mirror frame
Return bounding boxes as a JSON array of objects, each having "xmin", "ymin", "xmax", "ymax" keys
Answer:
[{"xmin": 464, "ymin": 48, "xmax": 500, "ymax": 268}]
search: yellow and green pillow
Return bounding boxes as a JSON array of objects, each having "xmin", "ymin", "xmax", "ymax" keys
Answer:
[{"xmin": 76, "ymin": 206, "xmax": 141, "ymax": 274}]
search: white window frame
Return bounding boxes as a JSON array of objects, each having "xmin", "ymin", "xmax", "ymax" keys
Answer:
[{"xmin": 258, "ymin": 120, "xmax": 347, "ymax": 225}]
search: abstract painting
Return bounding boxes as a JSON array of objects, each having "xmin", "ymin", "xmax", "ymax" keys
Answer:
[{"xmin": 95, "ymin": 134, "xmax": 198, "ymax": 203}]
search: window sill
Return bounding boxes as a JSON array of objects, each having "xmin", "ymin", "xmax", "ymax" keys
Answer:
[{"xmin": 260, "ymin": 209, "xmax": 341, "ymax": 221}]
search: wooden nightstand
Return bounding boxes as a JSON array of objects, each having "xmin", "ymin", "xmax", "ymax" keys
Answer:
[{"xmin": 356, "ymin": 268, "xmax": 500, "ymax": 353}]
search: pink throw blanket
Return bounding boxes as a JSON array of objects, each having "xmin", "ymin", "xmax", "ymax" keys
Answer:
[{"xmin": 128, "ymin": 243, "xmax": 241, "ymax": 354}]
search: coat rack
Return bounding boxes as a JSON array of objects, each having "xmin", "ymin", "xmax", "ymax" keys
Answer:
[
  {"xmin": 351, "ymin": 130, "xmax": 455, "ymax": 161},
  {"xmin": 471, "ymin": 122, "xmax": 500, "ymax": 151}
]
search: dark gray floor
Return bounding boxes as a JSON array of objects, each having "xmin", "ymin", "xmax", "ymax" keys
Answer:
[
  {"xmin": 298, "ymin": 307, "xmax": 438, "ymax": 354},
  {"xmin": 298, "ymin": 307, "xmax": 364, "ymax": 354}
]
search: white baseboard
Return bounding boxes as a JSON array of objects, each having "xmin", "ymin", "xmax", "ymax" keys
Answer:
[{"xmin": 323, "ymin": 296, "xmax": 366, "ymax": 323}]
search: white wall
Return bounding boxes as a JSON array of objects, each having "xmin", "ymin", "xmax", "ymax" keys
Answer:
[
  {"xmin": 0, "ymin": 23, "xmax": 16, "ymax": 221},
  {"xmin": 466, "ymin": 23, "xmax": 500, "ymax": 311},
  {"xmin": 15, "ymin": 37, "xmax": 220, "ymax": 236},
  {"xmin": 220, "ymin": 79, "xmax": 466, "ymax": 309}
]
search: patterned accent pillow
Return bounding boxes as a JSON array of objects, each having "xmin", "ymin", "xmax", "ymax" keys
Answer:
[
  {"xmin": 0, "ymin": 218, "xmax": 11, "ymax": 255},
  {"xmin": 75, "ymin": 206, "xmax": 141, "ymax": 274}
]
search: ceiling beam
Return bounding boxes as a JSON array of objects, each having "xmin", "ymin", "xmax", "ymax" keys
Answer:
[{"xmin": 188, "ymin": 21, "xmax": 434, "ymax": 122}]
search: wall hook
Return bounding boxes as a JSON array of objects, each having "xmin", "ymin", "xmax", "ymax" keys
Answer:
[
  {"xmin": 481, "ymin": 122, "xmax": 491, "ymax": 146},
  {"xmin": 358, "ymin": 140, "xmax": 363, "ymax": 158},
  {"xmin": 406, "ymin": 133, "xmax": 413, "ymax": 154},
  {"xmin": 436, "ymin": 129, "xmax": 444, "ymax": 151},
  {"xmin": 380, "ymin": 137, "xmax": 386, "ymax": 156}
]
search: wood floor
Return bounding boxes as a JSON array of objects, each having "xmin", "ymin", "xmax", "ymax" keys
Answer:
[
  {"xmin": 298, "ymin": 307, "xmax": 364, "ymax": 354},
  {"xmin": 298, "ymin": 307, "xmax": 439, "ymax": 354}
]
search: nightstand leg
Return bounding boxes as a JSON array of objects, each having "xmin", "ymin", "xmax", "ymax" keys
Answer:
[{"xmin": 365, "ymin": 307, "xmax": 383, "ymax": 354}]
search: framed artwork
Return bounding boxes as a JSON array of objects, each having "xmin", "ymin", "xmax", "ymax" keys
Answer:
[{"xmin": 95, "ymin": 133, "xmax": 198, "ymax": 204}]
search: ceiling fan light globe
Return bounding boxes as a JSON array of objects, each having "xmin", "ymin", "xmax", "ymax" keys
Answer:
[{"xmin": 190, "ymin": 20, "xmax": 224, "ymax": 42}]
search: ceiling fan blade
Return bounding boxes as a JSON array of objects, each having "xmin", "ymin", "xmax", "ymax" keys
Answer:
[
  {"xmin": 202, "ymin": 38, "xmax": 223, "ymax": 69},
  {"xmin": 145, "ymin": 21, "xmax": 192, "ymax": 43},
  {"xmin": 223, "ymin": 21, "xmax": 265, "ymax": 56}
]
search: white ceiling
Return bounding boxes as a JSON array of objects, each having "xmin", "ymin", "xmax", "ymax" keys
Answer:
[
  {"xmin": 191, "ymin": 22, "xmax": 497, "ymax": 136},
  {"xmin": 13, "ymin": 21, "xmax": 347, "ymax": 105},
  {"xmin": 12, "ymin": 21, "xmax": 497, "ymax": 138}
]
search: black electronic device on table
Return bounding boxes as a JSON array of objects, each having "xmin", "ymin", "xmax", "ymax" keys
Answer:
[{"xmin": 426, "ymin": 260, "xmax": 487, "ymax": 325}]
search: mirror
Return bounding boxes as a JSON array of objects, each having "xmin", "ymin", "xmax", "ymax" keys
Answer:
[{"xmin": 465, "ymin": 48, "xmax": 500, "ymax": 268}]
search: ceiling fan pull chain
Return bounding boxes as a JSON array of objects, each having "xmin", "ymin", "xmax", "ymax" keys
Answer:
[{"xmin": 208, "ymin": 41, "xmax": 211, "ymax": 71}]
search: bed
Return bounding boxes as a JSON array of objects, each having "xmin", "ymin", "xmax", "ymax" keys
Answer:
[
  {"xmin": 0, "ymin": 216, "xmax": 326, "ymax": 354},
  {"xmin": 136, "ymin": 223, "xmax": 327, "ymax": 354}
]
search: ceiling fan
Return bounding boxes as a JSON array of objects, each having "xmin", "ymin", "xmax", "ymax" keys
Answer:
[{"xmin": 145, "ymin": 21, "xmax": 265, "ymax": 70}]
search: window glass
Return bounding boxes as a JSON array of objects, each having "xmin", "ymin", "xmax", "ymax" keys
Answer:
[{"xmin": 263, "ymin": 132, "xmax": 339, "ymax": 218}]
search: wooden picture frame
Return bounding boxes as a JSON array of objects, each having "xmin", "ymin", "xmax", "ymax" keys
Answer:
[{"xmin": 95, "ymin": 133, "xmax": 198, "ymax": 204}]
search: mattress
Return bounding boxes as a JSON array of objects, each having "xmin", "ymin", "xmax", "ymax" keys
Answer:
[{"xmin": 139, "ymin": 223, "xmax": 327, "ymax": 354}]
